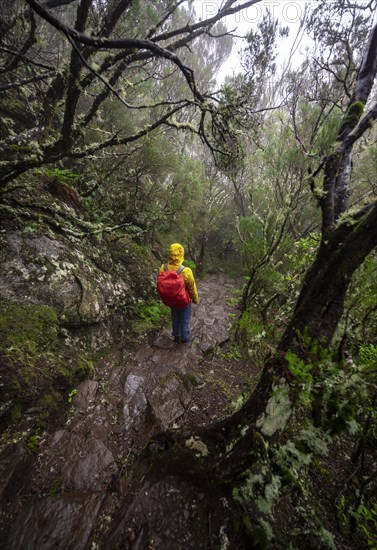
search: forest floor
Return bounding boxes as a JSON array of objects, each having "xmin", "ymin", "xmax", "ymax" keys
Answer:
[
  {"xmin": 128, "ymin": 272, "xmax": 259, "ymax": 432},
  {"xmin": 1, "ymin": 273, "xmax": 263, "ymax": 549},
  {"xmin": 0, "ymin": 273, "xmax": 363, "ymax": 549},
  {"xmin": 149, "ymin": 277, "xmax": 260, "ymax": 431}
]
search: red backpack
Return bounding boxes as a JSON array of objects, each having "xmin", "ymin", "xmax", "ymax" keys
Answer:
[{"xmin": 157, "ymin": 264, "xmax": 191, "ymax": 309}]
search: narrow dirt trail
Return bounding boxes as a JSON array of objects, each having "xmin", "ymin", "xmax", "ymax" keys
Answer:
[{"xmin": 2, "ymin": 274, "xmax": 251, "ymax": 549}]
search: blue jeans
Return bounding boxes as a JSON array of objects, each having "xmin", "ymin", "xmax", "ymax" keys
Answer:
[{"xmin": 171, "ymin": 302, "xmax": 192, "ymax": 342}]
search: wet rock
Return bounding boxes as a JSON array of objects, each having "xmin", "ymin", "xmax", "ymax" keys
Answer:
[
  {"xmin": 49, "ymin": 430, "xmax": 118, "ymax": 491},
  {"xmin": 124, "ymin": 373, "xmax": 146, "ymax": 401},
  {"xmin": 208, "ymin": 324, "xmax": 230, "ymax": 347},
  {"xmin": 153, "ymin": 332, "xmax": 175, "ymax": 349},
  {"xmin": 203, "ymin": 318, "xmax": 215, "ymax": 325},
  {"xmin": 105, "ymin": 477, "xmax": 214, "ymax": 550},
  {"xmin": 199, "ymin": 335, "xmax": 218, "ymax": 354},
  {"xmin": 123, "ymin": 376, "xmax": 148, "ymax": 424},
  {"xmin": 148, "ymin": 376, "xmax": 191, "ymax": 429},
  {"xmin": 122, "ymin": 372, "xmax": 152, "ymax": 445},
  {"xmin": 0, "ymin": 229, "xmax": 155, "ymax": 349},
  {"xmin": 72, "ymin": 379, "xmax": 99, "ymax": 407},
  {"xmin": 149, "ymin": 349, "xmax": 187, "ymax": 369},
  {"xmin": 0, "ymin": 443, "xmax": 33, "ymax": 514},
  {"xmin": 5, "ymin": 492, "xmax": 106, "ymax": 550},
  {"xmin": 134, "ymin": 347, "xmax": 156, "ymax": 363}
]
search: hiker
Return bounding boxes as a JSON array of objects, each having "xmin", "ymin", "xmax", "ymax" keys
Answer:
[{"xmin": 157, "ymin": 243, "xmax": 198, "ymax": 343}]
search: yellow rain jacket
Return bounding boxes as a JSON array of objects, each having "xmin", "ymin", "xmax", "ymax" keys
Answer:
[{"xmin": 159, "ymin": 243, "xmax": 198, "ymax": 304}]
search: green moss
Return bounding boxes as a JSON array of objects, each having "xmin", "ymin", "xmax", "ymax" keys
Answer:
[
  {"xmin": 242, "ymin": 516, "xmax": 270, "ymax": 549},
  {"xmin": 10, "ymin": 404, "xmax": 23, "ymax": 424},
  {"xmin": 8, "ymin": 144, "xmax": 32, "ymax": 152},
  {"xmin": 0, "ymin": 298, "xmax": 93, "ymax": 426},
  {"xmin": 348, "ymin": 101, "xmax": 364, "ymax": 117},
  {"xmin": 35, "ymin": 391, "xmax": 63, "ymax": 428},
  {"xmin": 27, "ymin": 433, "xmax": 39, "ymax": 452},
  {"xmin": 36, "ymin": 168, "xmax": 79, "ymax": 183},
  {"xmin": 159, "ymin": 371, "xmax": 178, "ymax": 387},
  {"xmin": 0, "ymin": 300, "xmax": 59, "ymax": 402},
  {"xmin": 130, "ymin": 242, "xmax": 148, "ymax": 257},
  {"xmin": 294, "ymin": 439, "xmax": 311, "ymax": 455},
  {"xmin": 0, "ymin": 98, "xmax": 24, "ymax": 111},
  {"xmin": 73, "ymin": 356, "xmax": 94, "ymax": 380},
  {"xmin": 128, "ymin": 299, "xmax": 169, "ymax": 334},
  {"xmin": 182, "ymin": 372, "xmax": 200, "ymax": 389},
  {"xmin": 343, "ymin": 101, "xmax": 365, "ymax": 129},
  {"xmin": 38, "ymin": 391, "xmax": 62, "ymax": 412},
  {"xmin": 0, "ymin": 299, "xmax": 58, "ymax": 351}
]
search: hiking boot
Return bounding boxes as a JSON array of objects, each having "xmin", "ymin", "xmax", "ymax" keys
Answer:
[{"xmin": 173, "ymin": 336, "xmax": 181, "ymax": 344}]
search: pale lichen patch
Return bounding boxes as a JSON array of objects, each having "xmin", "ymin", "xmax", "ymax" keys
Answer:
[
  {"xmin": 233, "ymin": 465, "xmax": 282, "ymax": 514},
  {"xmin": 185, "ymin": 436, "xmax": 209, "ymax": 456},
  {"xmin": 256, "ymin": 384, "xmax": 292, "ymax": 437}
]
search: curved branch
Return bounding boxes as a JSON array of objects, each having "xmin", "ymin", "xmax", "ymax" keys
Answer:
[
  {"xmin": 147, "ymin": 0, "xmax": 187, "ymax": 39},
  {"xmin": 60, "ymin": 0, "xmax": 91, "ymax": 146},
  {"xmin": 75, "ymin": 41, "xmax": 191, "ymax": 126},
  {"xmin": 74, "ymin": 102, "xmax": 192, "ymax": 158},
  {"xmin": 0, "ymin": 46, "xmax": 56, "ymax": 71},
  {"xmin": 1, "ymin": 10, "xmax": 37, "ymax": 73},
  {"xmin": 26, "ymin": 0, "xmax": 204, "ymax": 102},
  {"xmin": 0, "ymin": 71, "xmax": 53, "ymax": 92},
  {"xmin": 149, "ymin": 0, "xmax": 262, "ymax": 44},
  {"xmin": 342, "ymin": 101, "xmax": 377, "ymax": 149}
]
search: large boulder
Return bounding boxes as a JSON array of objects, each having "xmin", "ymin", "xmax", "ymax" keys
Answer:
[
  {"xmin": 0, "ymin": 230, "xmax": 153, "ymax": 336},
  {"xmin": 0, "ymin": 178, "xmax": 158, "ymax": 426}
]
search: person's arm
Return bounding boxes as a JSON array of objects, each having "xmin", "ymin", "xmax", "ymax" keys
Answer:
[{"xmin": 183, "ymin": 268, "xmax": 198, "ymax": 303}]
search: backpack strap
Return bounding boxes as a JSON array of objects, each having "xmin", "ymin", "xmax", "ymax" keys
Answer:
[{"xmin": 163, "ymin": 264, "xmax": 185, "ymax": 274}]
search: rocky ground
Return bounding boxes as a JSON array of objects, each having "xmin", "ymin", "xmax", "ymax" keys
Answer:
[{"xmin": 0, "ymin": 274, "xmax": 258, "ymax": 549}]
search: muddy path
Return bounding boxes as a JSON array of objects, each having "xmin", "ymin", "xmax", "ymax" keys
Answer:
[{"xmin": 1, "ymin": 274, "xmax": 254, "ymax": 549}]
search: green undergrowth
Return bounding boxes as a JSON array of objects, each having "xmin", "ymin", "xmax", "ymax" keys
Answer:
[
  {"xmin": 127, "ymin": 298, "xmax": 170, "ymax": 334},
  {"xmin": 232, "ymin": 340, "xmax": 377, "ymax": 548},
  {"xmin": 236, "ymin": 312, "xmax": 280, "ymax": 366},
  {"xmin": 0, "ymin": 299, "xmax": 93, "ymax": 436}
]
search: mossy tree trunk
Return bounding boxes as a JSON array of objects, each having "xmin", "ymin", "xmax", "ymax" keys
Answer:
[
  {"xmin": 279, "ymin": 200, "xmax": 377, "ymax": 354},
  {"xmin": 279, "ymin": 22, "xmax": 377, "ymax": 353}
]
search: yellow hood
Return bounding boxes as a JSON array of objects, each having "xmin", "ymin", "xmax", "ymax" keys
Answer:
[{"xmin": 169, "ymin": 243, "xmax": 184, "ymax": 266}]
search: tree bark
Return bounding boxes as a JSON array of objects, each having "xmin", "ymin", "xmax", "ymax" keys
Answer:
[
  {"xmin": 320, "ymin": 23, "xmax": 377, "ymax": 235},
  {"xmin": 279, "ymin": 201, "xmax": 377, "ymax": 354}
]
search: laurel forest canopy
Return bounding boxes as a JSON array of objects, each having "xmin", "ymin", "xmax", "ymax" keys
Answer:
[{"xmin": 1, "ymin": 0, "xmax": 377, "ymax": 547}]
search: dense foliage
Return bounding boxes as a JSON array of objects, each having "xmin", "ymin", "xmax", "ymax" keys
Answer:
[{"xmin": 1, "ymin": 0, "xmax": 377, "ymax": 547}]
